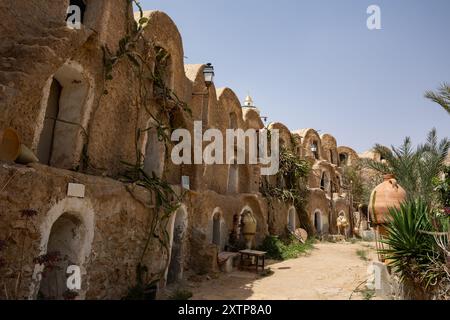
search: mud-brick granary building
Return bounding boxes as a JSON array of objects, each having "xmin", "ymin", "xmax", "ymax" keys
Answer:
[{"xmin": 0, "ymin": 1, "xmax": 362, "ymax": 299}]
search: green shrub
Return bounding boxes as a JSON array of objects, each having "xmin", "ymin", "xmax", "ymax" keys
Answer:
[{"xmin": 259, "ymin": 235, "xmax": 314, "ymax": 261}]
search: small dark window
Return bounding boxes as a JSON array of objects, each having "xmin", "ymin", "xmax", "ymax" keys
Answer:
[{"xmin": 339, "ymin": 153, "xmax": 348, "ymax": 166}]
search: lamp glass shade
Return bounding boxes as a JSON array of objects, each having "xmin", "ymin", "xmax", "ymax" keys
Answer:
[{"xmin": 203, "ymin": 64, "xmax": 214, "ymax": 85}]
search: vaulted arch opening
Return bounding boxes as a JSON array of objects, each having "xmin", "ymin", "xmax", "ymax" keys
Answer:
[
  {"xmin": 38, "ymin": 213, "xmax": 86, "ymax": 300},
  {"xmin": 37, "ymin": 61, "xmax": 93, "ymax": 170}
]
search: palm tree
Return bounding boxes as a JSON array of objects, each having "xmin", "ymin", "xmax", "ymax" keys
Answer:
[
  {"xmin": 363, "ymin": 129, "xmax": 449, "ymax": 205},
  {"xmin": 425, "ymin": 83, "xmax": 450, "ymax": 115}
]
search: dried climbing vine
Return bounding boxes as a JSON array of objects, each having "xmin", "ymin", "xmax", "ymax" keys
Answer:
[
  {"xmin": 260, "ymin": 132, "xmax": 313, "ymax": 234},
  {"xmin": 100, "ymin": 1, "xmax": 193, "ymax": 294}
]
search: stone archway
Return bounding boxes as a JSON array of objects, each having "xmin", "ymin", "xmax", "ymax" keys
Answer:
[
  {"xmin": 36, "ymin": 60, "xmax": 94, "ymax": 170},
  {"xmin": 167, "ymin": 206, "xmax": 188, "ymax": 284},
  {"xmin": 38, "ymin": 213, "xmax": 85, "ymax": 300},
  {"xmin": 30, "ymin": 198, "xmax": 95, "ymax": 300},
  {"xmin": 287, "ymin": 207, "xmax": 296, "ymax": 232}
]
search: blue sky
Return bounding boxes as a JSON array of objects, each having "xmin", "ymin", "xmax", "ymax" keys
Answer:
[{"xmin": 137, "ymin": 0, "xmax": 450, "ymax": 153}]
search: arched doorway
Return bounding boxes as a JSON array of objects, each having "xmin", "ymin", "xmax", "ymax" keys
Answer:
[
  {"xmin": 320, "ymin": 172, "xmax": 329, "ymax": 192},
  {"xmin": 287, "ymin": 207, "xmax": 296, "ymax": 232},
  {"xmin": 37, "ymin": 61, "xmax": 93, "ymax": 170},
  {"xmin": 314, "ymin": 210, "xmax": 322, "ymax": 234},
  {"xmin": 167, "ymin": 207, "xmax": 188, "ymax": 284},
  {"xmin": 38, "ymin": 213, "xmax": 86, "ymax": 300}
]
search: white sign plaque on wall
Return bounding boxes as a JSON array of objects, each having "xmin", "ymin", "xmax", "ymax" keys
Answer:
[{"xmin": 67, "ymin": 183, "xmax": 86, "ymax": 198}]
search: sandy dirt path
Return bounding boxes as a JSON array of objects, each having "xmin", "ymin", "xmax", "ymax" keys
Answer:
[{"xmin": 187, "ymin": 241, "xmax": 377, "ymax": 300}]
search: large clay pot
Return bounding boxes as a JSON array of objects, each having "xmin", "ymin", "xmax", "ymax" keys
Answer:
[
  {"xmin": 369, "ymin": 174, "xmax": 407, "ymax": 226},
  {"xmin": 241, "ymin": 211, "xmax": 257, "ymax": 249},
  {"xmin": 0, "ymin": 128, "xmax": 39, "ymax": 164}
]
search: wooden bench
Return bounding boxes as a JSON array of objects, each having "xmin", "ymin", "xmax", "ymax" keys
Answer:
[
  {"xmin": 218, "ymin": 252, "xmax": 240, "ymax": 273},
  {"xmin": 239, "ymin": 250, "xmax": 267, "ymax": 273}
]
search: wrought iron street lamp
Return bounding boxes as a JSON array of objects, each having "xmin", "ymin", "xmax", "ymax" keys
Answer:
[{"xmin": 203, "ymin": 63, "xmax": 215, "ymax": 87}]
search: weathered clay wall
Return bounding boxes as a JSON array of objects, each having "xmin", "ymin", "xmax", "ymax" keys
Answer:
[
  {"xmin": 321, "ymin": 134, "xmax": 338, "ymax": 166},
  {"xmin": 0, "ymin": 163, "xmax": 167, "ymax": 299},
  {"xmin": 306, "ymin": 189, "xmax": 330, "ymax": 235},
  {"xmin": 0, "ymin": 1, "xmax": 366, "ymax": 301},
  {"xmin": 337, "ymin": 146, "xmax": 359, "ymax": 167},
  {"xmin": 295, "ymin": 128, "xmax": 324, "ymax": 161}
]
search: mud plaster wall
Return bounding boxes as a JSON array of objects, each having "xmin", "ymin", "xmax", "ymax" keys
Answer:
[
  {"xmin": 266, "ymin": 200, "xmax": 299, "ymax": 236},
  {"xmin": 306, "ymin": 189, "xmax": 331, "ymax": 235},
  {"xmin": 184, "ymin": 191, "xmax": 268, "ymax": 274},
  {"xmin": 0, "ymin": 1, "xmax": 365, "ymax": 300},
  {"xmin": 0, "ymin": 163, "xmax": 167, "ymax": 299},
  {"xmin": 321, "ymin": 134, "xmax": 338, "ymax": 166}
]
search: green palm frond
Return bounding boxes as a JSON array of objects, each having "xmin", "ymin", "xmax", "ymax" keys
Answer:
[
  {"xmin": 364, "ymin": 129, "xmax": 450, "ymax": 205},
  {"xmin": 425, "ymin": 83, "xmax": 450, "ymax": 115},
  {"xmin": 381, "ymin": 200, "xmax": 444, "ymax": 290},
  {"xmin": 362, "ymin": 158, "xmax": 391, "ymax": 174}
]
